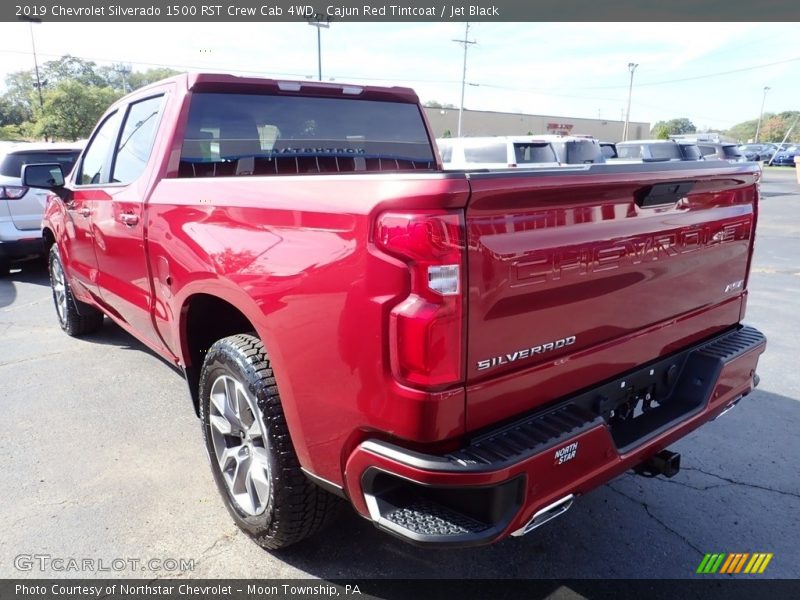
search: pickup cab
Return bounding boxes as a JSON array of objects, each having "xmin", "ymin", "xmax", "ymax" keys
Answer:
[{"xmin": 30, "ymin": 73, "xmax": 766, "ymax": 549}]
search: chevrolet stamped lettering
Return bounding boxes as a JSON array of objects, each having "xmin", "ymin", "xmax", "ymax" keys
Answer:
[
  {"xmin": 477, "ymin": 336, "xmax": 577, "ymax": 371},
  {"xmin": 514, "ymin": 219, "xmax": 751, "ymax": 286}
]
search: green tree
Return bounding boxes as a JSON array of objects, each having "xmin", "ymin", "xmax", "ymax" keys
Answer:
[
  {"xmin": 652, "ymin": 123, "xmax": 670, "ymax": 139},
  {"xmin": 650, "ymin": 117, "xmax": 696, "ymax": 137},
  {"xmin": 0, "ymin": 56, "xmax": 181, "ymax": 141},
  {"xmin": 1, "ymin": 70, "xmax": 38, "ymax": 126},
  {"xmin": 33, "ymin": 81, "xmax": 122, "ymax": 140},
  {"xmin": 128, "ymin": 68, "xmax": 180, "ymax": 89},
  {"xmin": 41, "ymin": 55, "xmax": 107, "ymax": 88}
]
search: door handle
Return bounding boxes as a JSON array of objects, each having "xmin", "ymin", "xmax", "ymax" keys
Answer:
[
  {"xmin": 119, "ymin": 213, "xmax": 139, "ymax": 226},
  {"xmin": 79, "ymin": 207, "xmax": 91, "ymax": 217}
]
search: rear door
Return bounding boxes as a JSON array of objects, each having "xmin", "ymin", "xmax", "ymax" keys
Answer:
[
  {"xmin": 90, "ymin": 92, "xmax": 167, "ymax": 349},
  {"xmin": 463, "ymin": 164, "xmax": 759, "ymax": 430},
  {"xmin": 63, "ymin": 112, "xmax": 123, "ymax": 296}
]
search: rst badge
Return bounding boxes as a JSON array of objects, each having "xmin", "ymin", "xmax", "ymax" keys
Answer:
[{"xmin": 554, "ymin": 442, "xmax": 578, "ymax": 465}]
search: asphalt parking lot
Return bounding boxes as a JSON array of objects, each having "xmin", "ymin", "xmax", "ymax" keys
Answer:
[{"xmin": 1, "ymin": 168, "xmax": 798, "ymax": 580}]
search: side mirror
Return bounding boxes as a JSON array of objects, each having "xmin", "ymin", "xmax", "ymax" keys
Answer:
[{"xmin": 21, "ymin": 163, "xmax": 65, "ymax": 189}]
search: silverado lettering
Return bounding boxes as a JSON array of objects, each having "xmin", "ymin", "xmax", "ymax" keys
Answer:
[
  {"xmin": 477, "ymin": 336, "xmax": 577, "ymax": 371},
  {"xmin": 34, "ymin": 72, "xmax": 765, "ymax": 551}
]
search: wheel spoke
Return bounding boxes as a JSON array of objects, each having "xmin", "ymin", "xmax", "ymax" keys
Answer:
[
  {"xmin": 210, "ymin": 379, "xmax": 243, "ymax": 433},
  {"xmin": 208, "ymin": 373, "xmax": 271, "ymax": 517},
  {"xmin": 217, "ymin": 444, "xmax": 241, "ymax": 473},
  {"xmin": 209, "ymin": 414, "xmax": 232, "ymax": 435},
  {"xmin": 231, "ymin": 451, "xmax": 251, "ymax": 495},
  {"xmin": 246, "ymin": 459, "xmax": 270, "ymax": 513}
]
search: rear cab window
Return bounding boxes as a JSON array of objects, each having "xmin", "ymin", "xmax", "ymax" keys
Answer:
[{"xmin": 179, "ymin": 93, "xmax": 436, "ymax": 177}]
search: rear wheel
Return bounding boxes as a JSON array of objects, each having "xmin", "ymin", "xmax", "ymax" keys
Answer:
[
  {"xmin": 48, "ymin": 246, "xmax": 104, "ymax": 336},
  {"xmin": 199, "ymin": 334, "xmax": 338, "ymax": 549}
]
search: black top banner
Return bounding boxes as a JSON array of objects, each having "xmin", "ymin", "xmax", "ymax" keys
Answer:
[{"xmin": 4, "ymin": 0, "xmax": 800, "ymax": 22}]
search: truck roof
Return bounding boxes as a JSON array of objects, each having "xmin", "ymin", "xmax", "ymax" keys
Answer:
[{"xmin": 132, "ymin": 72, "xmax": 421, "ymax": 104}]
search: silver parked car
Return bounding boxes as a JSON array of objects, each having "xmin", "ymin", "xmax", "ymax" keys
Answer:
[{"xmin": 0, "ymin": 142, "xmax": 84, "ymax": 275}]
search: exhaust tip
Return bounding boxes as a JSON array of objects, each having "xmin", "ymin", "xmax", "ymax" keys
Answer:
[{"xmin": 511, "ymin": 494, "xmax": 575, "ymax": 537}]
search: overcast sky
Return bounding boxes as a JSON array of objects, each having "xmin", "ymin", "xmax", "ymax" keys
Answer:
[{"xmin": 0, "ymin": 21, "xmax": 797, "ymax": 130}]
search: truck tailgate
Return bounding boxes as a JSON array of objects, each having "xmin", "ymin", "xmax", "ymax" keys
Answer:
[{"xmin": 464, "ymin": 163, "xmax": 760, "ymax": 431}]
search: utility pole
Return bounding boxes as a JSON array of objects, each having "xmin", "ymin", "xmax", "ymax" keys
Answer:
[
  {"xmin": 754, "ymin": 86, "xmax": 770, "ymax": 143},
  {"xmin": 114, "ymin": 63, "xmax": 132, "ymax": 93},
  {"xmin": 19, "ymin": 16, "xmax": 44, "ymax": 111},
  {"xmin": 307, "ymin": 14, "xmax": 332, "ymax": 81},
  {"xmin": 453, "ymin": 22, "xmax": 476, "ymax": 137},
  {"xmin": 622, "ymin": 62, "xmax": 638, "ymax": 141}
]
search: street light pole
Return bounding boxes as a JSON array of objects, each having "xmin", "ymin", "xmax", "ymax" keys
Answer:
[
  {"xmin": 622, "ymin": 62, "xmax": 638, "ymax": 142},
  {"xmin": 307, "ymin": 14, "xmax": 331, "ymax": 81},
  {"xmin": 453, "ymin": 22, "xmax": 476, "ymax": 137},
  {"xmin": 754, "ymin": 86, "xmax": 770, "ymax": 143}
]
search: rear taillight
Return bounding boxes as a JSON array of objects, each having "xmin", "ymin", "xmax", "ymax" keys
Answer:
[
  {"xmin": 0, "ymin": 186, "xmax": 28, "ymax": 200},
  {"xmin": 375, "ymin": 210, "xmax": 465, "ymax": 388}
]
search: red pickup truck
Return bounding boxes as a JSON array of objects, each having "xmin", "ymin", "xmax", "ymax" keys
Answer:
[{"xmin": 28, "ymin": 73, "xmax": 766, "ymax": 549}]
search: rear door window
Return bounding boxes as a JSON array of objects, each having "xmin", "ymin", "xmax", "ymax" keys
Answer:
[
  {"xmin": 179, "ymin": 93, "xmax": 435, "ymax": 177},
  {"xmin": 698, "ymin": 145, "xmax": 717, "ymax": 157},
  {"xmin": 680, "ymin": 145, "xmax": 703, "ymax": 160}
]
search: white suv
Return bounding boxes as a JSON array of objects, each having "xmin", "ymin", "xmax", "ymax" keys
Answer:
[
  {"xmin": 0, "ymin": 142, "xmax": 84, "ymax": 275},
  {"xmin": 436, "ymin": 136, "xmax": 560, "ymax": 170}
]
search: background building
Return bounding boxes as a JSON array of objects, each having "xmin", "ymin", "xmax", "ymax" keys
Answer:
[{"xmin": 424, "ymin": 107, "xmax": 650, "ymax": 142}]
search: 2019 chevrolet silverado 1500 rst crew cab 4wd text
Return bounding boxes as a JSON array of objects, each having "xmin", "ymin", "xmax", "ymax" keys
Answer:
[{"xmin": 28, "ymin": 73, "xmax": 766, "ymax": 550}]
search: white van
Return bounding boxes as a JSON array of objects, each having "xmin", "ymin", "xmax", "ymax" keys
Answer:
[{"xmin": 436, "ymin": 136, "xmax": 560, "ymax": 170}]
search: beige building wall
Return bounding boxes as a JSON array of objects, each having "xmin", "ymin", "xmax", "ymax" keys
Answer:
[{"xmin": 424, "ymin": 107, "xmax": 650, "ymax": 143}]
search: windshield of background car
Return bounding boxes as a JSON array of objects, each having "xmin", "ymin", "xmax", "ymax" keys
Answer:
[
  {"xmin": 463, "ymin": 142, "xmax": 507, "ymax": 163},
  {"xmin": 513, "ymin": 142, "xmax": 557, "ymax": 164},
  {"xmin": 0, "ymin": 150, "xmax": 80, "ymax": 178},
  {"xmin": 723, "ymin": 146, "xmax": 743, "ymax": 158},
  {"xmin": 179, "ymin": 92, "xmax": 436, "ymax": 176},
  {"xmin": 616, "ymin": 144, "xmax": 642, "ymax": 159},
  {"xmin": 564, "ymin": 141, "xmax": 602, "ymax": 163}
]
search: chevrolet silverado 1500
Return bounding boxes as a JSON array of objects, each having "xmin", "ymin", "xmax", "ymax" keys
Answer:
[{"xmin": 28, "ymin": 73, "xmax": 766, "ymax": 549}]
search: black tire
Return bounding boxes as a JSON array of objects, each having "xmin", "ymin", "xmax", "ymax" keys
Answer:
[
  {"xmin": 0, "ymin": 260, "xmax": 9, "ymax": 277},
  {"xmin": 48, "ymin": 245, "xmax": 104, "ymax": 336},
  {"xmin": 199, "ymin": 334, "xmax": 338, "ymax": 549}
]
